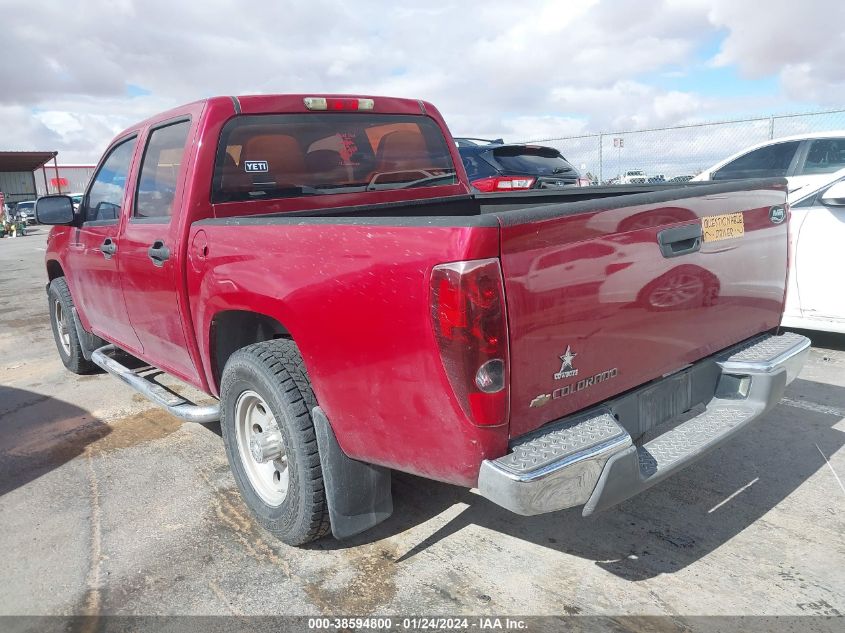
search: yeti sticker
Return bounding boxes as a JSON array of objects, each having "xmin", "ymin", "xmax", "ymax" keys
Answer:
[{"xmin": 244, "ymin": 160, "xmax": 269, "ymax": 173}]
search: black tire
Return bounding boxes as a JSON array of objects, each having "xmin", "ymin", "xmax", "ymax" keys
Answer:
[
  {"xmin": 48, "ymin": 277, "xmax": 99, "ymax": 374},
  {"xmin": 220, "ymin": 339, "xmax": 330, "ymax": 546}
]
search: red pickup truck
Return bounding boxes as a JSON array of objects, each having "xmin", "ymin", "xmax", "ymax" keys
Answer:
[{"xmin": 37, "ymin": 94, "xmax": 809, "ymax": 545}]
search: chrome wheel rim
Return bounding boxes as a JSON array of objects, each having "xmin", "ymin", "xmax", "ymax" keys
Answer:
[
  {"xmin": 54, "ymin": 301, "xmax": 71, "ymax": 356},
  {"xmin": 649, "ymin": 274, "xmax": 704, "ymax": 308},
  {"xmin": 234, "ymin": 390, "xmax": 288, "ymax": 507}
]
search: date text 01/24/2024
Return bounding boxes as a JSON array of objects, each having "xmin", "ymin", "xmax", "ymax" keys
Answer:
[{"xmin": 307, "ymin": 617, "xmax": 528, "ymax": 630}]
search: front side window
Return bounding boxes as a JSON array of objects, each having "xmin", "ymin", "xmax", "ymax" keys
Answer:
[
  {"xmin": 82, "ymin": 137, "xmax": 137, "ymax": 222},
  {"xmin": 134, "ymin": 120, "xmax": 191, "ymax": 220},
  {"xmin": 800, "ymin": 139, "xmax": 845, "ymax": 175},
  {"xmin": 212, "ymin": 113, "xmax": 456, "ymax": 203},
  {"xmin": 713, "ymin": 141, "xmax": 801, "ymax": 180}
]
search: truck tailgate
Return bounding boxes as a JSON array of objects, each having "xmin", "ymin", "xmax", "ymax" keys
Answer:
[{"xmin": 497, "ymin": 180, "xmax": 789, "ymax": 437}]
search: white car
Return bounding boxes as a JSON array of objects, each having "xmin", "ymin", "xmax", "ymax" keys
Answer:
[
  {"xmin": 692, "ymin": 131, "xmax": 845, "ymax": 200},
  {"xmin": 781, "ymin": 167, "xmax": 845, "ymax": 334},
  {"xmin": 619, "ymin": 169, "xmax": 647, "ymax": 184}
]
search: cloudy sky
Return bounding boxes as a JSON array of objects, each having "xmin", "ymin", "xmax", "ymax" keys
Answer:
[{"xmin": 1, "ymin": 0, "xmax": 844, "ymax": 164}]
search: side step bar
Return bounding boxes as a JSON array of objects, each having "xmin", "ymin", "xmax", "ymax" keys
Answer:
[{"xmin": 91, "ymin": 345, "xmax": 220, "ymax": 423}]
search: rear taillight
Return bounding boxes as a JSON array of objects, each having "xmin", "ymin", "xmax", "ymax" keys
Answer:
[
  {"xmin": 431, "ymin": 258, "xmax": 509, "ymax": 426},
  {"xmin": 471, "ymin": 176, "xmax": 536, "ymax": 192}
]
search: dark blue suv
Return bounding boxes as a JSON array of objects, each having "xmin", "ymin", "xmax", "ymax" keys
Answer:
[{"xmin": 455, "ymin": 138, "xmax": 580, "ymax": 192}]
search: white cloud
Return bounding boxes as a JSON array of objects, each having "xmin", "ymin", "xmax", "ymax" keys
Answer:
[
  {"xmin": 0, "ymin": 0, "xmax": 840, "ymax": 163},
  {"xmin": 694, "ymin": 0, "xmax": 845, "ymax": 104}
]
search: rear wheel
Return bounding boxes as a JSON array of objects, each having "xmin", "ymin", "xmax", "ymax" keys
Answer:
[
  {"xmin": 220, "ymin": 339, "xmax": 330, "ymax": 545},
  {"xmin": 48, "ymin": 278, "xmax": 98, "ymax": 374}
]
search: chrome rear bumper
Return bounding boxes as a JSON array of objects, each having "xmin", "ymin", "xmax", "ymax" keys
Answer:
[{"xmin": 478, "ymin": 332, "xmax": 810, "ymax": 516}]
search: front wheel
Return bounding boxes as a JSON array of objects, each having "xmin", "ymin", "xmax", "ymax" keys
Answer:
[
  {"xmin": 48, "ymin": 278, "xmax": 98, "ymax": 374},
  {"xmin": 219, "ymin": 339, "xmax": 330, "ymax": 546}
]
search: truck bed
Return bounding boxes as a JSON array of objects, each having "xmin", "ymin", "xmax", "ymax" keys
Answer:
[{"xmin": 193, "ymin": 177, "xmax": 788, "ymax": 483}]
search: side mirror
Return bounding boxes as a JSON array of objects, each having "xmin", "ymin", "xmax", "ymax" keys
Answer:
[
  {"xmin": 36, "ymin": 195, "xmax": 75, "ymax": 225},
  {"xmin": 819, "ymin": 181, "xmax": 845, "ymax": 207}
]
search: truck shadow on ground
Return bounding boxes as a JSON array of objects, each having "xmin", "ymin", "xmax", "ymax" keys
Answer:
[
  {"xmin": 323, "ymin": 377, "xmax": 845, "ymax": 581},
  {"xmin": 0, "ymin": 385, "xmax": 110, "ymax": 497}
]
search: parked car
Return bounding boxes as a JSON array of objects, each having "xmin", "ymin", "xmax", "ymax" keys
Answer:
[
  {"xmin": 667, "ymin": 174, "xmax": 694, "ymax": 183},
  {"xmin": 37, "ymin": 93, "xmax": 807, "ymax": 546},
  {"xmin": 455, "ymin": 137, "xmax": 580, "ymax": 191},
  {"xmin": 692, "ymin": 131, "xmax": 845, "ymax": 199},
  {"xmin": 619, "ymin": 169, "xmax": 647, "ymax": 184},
  {"xmin": 647, "ymin": 174, "xmax": 665, "ymax": 184},
  {"xmin": 13, "ymin": 200, "xmax": 37, "ymax": 224},
  {"xmin": 781, "ymin": 167, "xmax": 845, "ymax": 334}
]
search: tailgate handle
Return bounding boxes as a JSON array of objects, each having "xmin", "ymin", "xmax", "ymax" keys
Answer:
[{"xmin": 657, "ymin": 224, "xmax": 702, "ymax": 258}]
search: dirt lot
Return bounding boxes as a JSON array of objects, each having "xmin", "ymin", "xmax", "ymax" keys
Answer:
[{"xmin": 1, "ymin": 228, "xmax": 844, "ymax": 623}]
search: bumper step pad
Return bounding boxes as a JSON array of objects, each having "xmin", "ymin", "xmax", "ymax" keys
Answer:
[
  {"xmin": 497, "ymin": 412, "xmax": 628, "ymax": 475},
  {"xmin": 637, "ymin": 404, "xmax": 757, "ymax": 478},
  {"xmin": 718, "ymin": 331, "xmax": 807, "ymax": 363},
  {"xmin": 478, "ymin": 410, "xmax": 631, "ymax": 516}
]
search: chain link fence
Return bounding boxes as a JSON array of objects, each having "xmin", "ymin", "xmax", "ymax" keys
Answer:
[{"xmin": 519, "ymin": 109, "xmax": 845, "ymax": 184}]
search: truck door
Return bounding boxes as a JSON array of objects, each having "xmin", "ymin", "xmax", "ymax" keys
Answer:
[
  {"xmin": 118, "ymin": 117, "xmax": 200, "ymax": 384},
  {"xmin": 67, "ymin": 135, "xmax": 144, "ymax": 353}
]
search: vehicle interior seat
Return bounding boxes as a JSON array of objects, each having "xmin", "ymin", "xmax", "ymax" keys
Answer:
[
  {"xmin": 374, "ymin": 131, "xmax": 430, "ymax": 175},
  {"xmin": 304, "ymin": 149, "xmax": 348, "ymax": 184},
  {"xmin": 241, "ymin": 134, "xmax": 306, "ymax": 188}
]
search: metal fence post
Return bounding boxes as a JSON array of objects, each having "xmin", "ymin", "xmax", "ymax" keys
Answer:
[
  {"xmin": 598, "ymin": 134, "xmax": 603, "ymax": 184},
  {"xmin": 769, "ymin": 115, "xmax": 775, "ymax": 140}
]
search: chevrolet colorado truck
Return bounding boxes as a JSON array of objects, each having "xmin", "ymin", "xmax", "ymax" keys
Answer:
[{"xmin": 36, "ymin": 94, "xmax": 810, "ymax": 545}]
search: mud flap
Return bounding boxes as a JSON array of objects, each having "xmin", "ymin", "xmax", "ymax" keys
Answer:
[
  {"xmin": 71, "ymin": 307, "xmax": 101, "ymax": 361},
  {"xmin": 312, "ymin": 406, "xmax": 393, "ymax": 539}
]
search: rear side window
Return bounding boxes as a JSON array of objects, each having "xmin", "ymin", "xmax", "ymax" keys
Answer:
[
  {"xmin": 135, "ymin": 119, "xmax": 192, "ymax": 220},
  {"xmin": 82, "ymin": 136, "xmax": 137, "ymax": 222},
  {"xmin": 212, "ymin": 113, "xmax": 456, "ymax": 203},
  {"xmin": 461, "ymin": 153, "xmax": 497, "ymax": 180},
  {"xmin": 713, "ymin": 141, "xmax": 800, "ymax": 180},
  {"xmin": 489, "ymin": 146, "xmax": 574, "ymax": 175},
  {"xmin": 800, "ymin": 138, "xmax": 845, "ymax": 175}
]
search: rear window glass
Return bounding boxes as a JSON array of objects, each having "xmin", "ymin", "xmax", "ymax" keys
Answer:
[
  {"xmin": 212, "ymin": 113, "xmax": 456, "ymax": 203},
  {"xmin": 489, "ymin": 147, "xmax": 574, "ymax": 175}
]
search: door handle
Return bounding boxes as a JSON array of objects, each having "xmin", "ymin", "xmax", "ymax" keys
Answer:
[
  {"xmin": 100, "ymin": 238, "xmax": 117, "ymax": 258},
  {"xmin": 147, "ymin": 240, "xmax": 170, "ymax": 267},
  {"xmin": 657, "ymin": 224, "xmax": 702, "ymax": 258}
]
